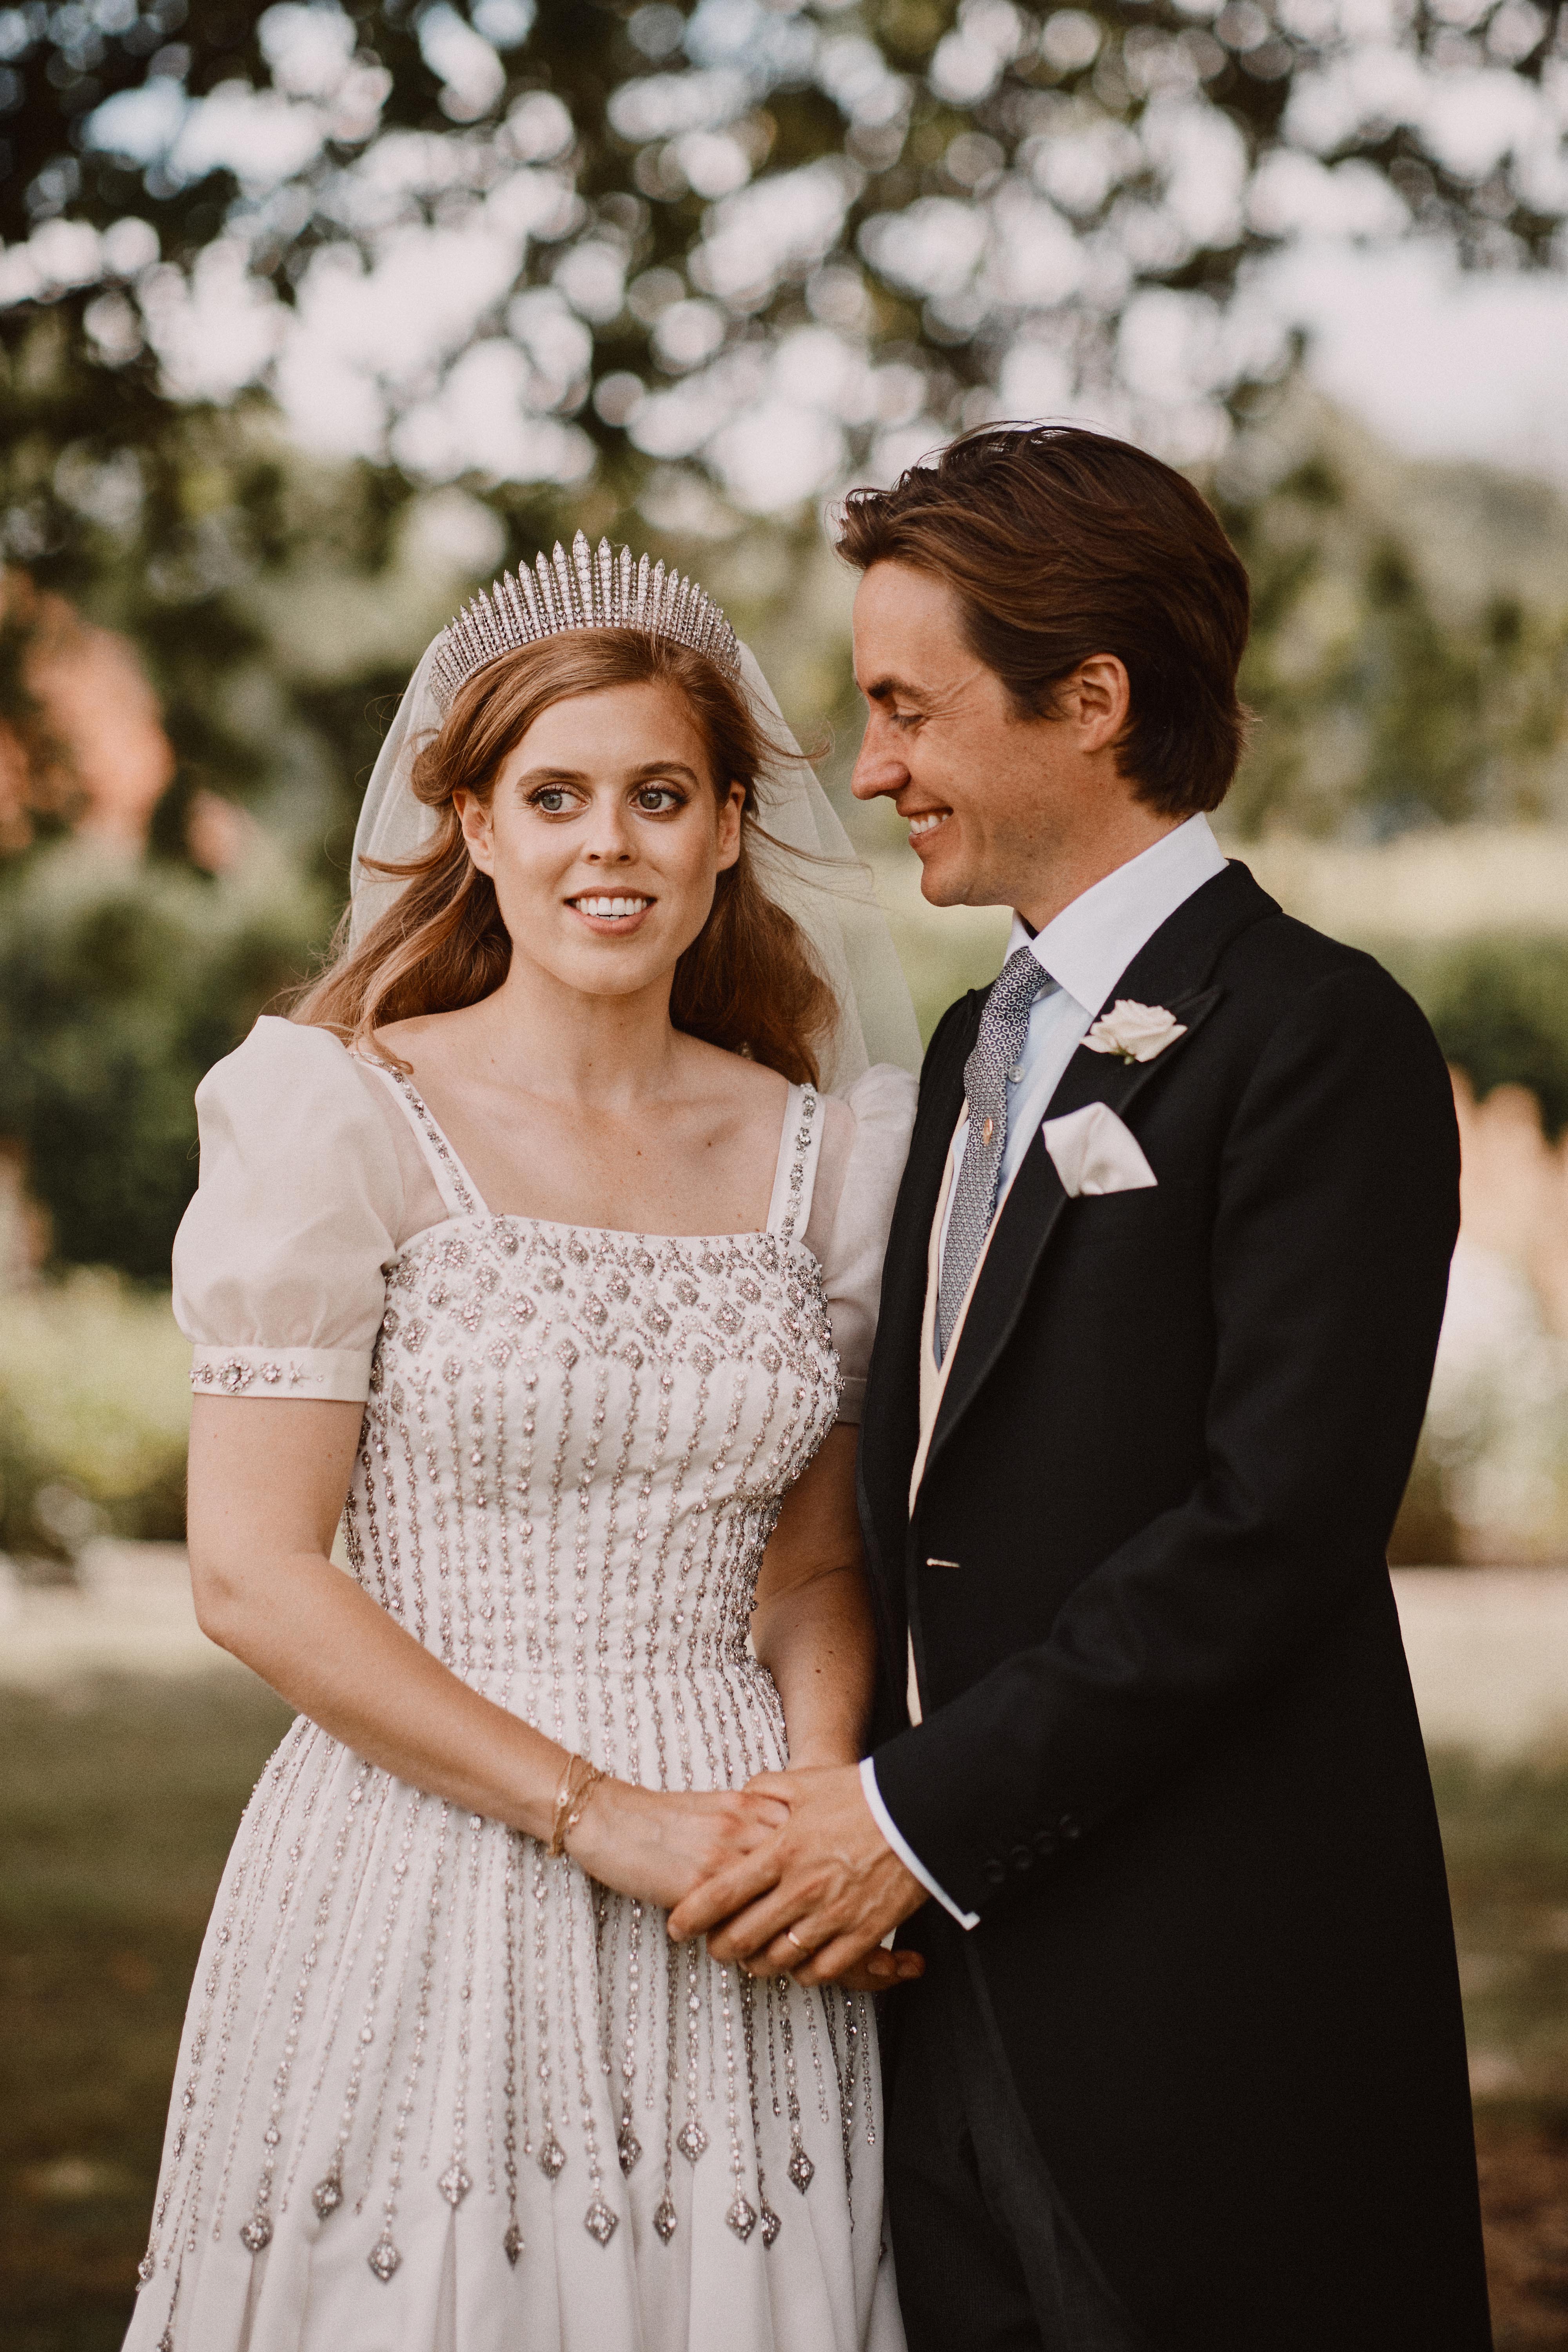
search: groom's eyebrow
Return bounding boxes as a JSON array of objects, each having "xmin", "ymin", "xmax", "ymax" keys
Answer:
[{"xmin": 863, "ymin": 673, "xmax": 925, "ymax": 706}]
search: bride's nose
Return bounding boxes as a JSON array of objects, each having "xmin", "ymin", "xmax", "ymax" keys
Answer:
[{"xmin": 581, "ymin": 799, "xmax": 635, "ymax": 861}]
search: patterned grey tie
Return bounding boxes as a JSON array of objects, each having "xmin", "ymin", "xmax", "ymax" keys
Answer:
[{"xmin": 936, "ymin": 946, "xmax": 1056, "ymax": 1363}]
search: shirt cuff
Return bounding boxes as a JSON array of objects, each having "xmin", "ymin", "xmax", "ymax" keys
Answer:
[{"xmin": 858, "ymin": 1757, "xmax": 979, "ymax": 1930}]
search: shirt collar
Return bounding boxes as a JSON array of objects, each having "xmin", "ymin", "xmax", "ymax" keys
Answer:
[{"xmin": 1009, "ymin": 814, "xmax": 1228, "ymax": 1017}]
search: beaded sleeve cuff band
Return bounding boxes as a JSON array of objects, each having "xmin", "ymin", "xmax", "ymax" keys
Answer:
[{"xmin": 189, "ymin": 1344, "xmax": 372, "ymax": 1402}]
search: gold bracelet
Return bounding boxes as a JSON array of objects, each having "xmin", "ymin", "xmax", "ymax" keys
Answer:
[
  {"xmin": 561, "ymin": 1760, "xmax": 607, "ymax": 1857},
  {"xmin": 547, "ymin": 1753, "xmax": 607, "ymax": 1858}
]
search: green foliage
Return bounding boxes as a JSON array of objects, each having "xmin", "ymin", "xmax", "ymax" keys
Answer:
[
  {"xmin": 0, "ymin": 0, "xmax": 1560, "ymax": 886},
  {"xmin": 0, "ymin": 844, "xmax": 330, "ymax": 1279},
  {"xmin": 1379, "ymin": 934, "xmax": 1568, "ymax": 1139},
  {"xmin": 1219, "ymin": 439, "xmax": 1568, "ymax": 839},
  {"xmin": 0, "ymin": 1270, "xmax": 191, "ymax": 1555}
]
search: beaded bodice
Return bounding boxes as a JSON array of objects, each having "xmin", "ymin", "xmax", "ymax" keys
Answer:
[{"xmin": 344, "ymin": 1074, "xmax": 839, "ymax": 1785}]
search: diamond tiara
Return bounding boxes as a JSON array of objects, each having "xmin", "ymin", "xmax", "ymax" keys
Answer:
[{"xmin": 427, "ymin": 530, "xmax": 742, "ymax": 715}]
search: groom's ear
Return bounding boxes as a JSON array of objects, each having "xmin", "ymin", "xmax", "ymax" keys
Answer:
[{"xmin": 1051, "ymin": 654, "xmax": 1131, "ymax": 753}]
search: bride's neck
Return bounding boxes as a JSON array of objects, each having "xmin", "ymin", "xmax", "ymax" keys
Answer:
[{"xmin": 459, "ymin": 955, "xmax": 685, "ymax": 1108}]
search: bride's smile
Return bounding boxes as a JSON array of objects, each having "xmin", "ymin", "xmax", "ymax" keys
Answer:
[{"xmin": 456, "ymin": 678, "xmax": 744, "ymax": 998}]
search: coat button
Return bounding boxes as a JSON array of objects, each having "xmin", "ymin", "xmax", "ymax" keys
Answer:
[
  {"xmin": 984, "ymin": 1858, "xmax": 1006, "ymax": 1887},
  {"xmin": 1033, "ymin": 1828, "xmax": 1058, "ymax": 1858},
  {"xmin": 1058, "ymin": 1814, "xmax": 1080, "ymax": 1840},
  {"xmin": 1010, "ymin": 1845, "xmax": 1032, "ymax": 1873}
]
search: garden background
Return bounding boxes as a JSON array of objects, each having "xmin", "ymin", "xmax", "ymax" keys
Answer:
[{"xmin": 5, "ymin": 0, "xmax": 1568, "ymax": 2342}]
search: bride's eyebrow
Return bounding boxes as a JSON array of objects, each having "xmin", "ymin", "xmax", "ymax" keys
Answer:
[
  {"xmin": 515, "ymin": 761, "xmax": 702, "ymax": 787},
  {"xmin": 627, "ymin": 761, "xmax": 701, "ymax": 786}
]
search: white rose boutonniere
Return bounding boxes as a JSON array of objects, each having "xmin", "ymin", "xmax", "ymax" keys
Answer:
[{"xmin": 1083, "ymin": 999, "xmax": 1187, "ymax": 1064}]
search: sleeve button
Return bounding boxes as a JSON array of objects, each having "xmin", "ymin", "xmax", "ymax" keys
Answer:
[{"xmin": 984, "ymin": 1858, "xmax": 1006, "ymax": 1887}]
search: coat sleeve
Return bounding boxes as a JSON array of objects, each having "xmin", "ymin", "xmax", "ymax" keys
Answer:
[{"xmin": 869, "ymin": 961, "xmax": 1461, "ymax": 1920}]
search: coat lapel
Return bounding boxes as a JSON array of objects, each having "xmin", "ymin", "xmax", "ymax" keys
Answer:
[
  {"xmin": 925, "ymin": 984, "xmax": 1221, "ymax": 1473},
  {"xmin": 920, "ymin": 862, "xmax": 1275, "ymax": 1482},
  {"xmin": 857, "ymin": 991, "xmax": 981, "ymax": 1610}
]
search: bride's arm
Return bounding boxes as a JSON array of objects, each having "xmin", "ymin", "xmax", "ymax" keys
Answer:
[
  {"xmin": 188, "ymin": 1395, "xmax": 783, "ymax": 1906},
  {"xmin": 749, "ymin": 1425, "xmax": 875, "ymax": 1770}
]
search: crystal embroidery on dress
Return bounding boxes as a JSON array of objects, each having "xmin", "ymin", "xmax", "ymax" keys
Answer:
[{"xmin": 131, "ymin": 1070, "xmax": 893, "ymax": 2352}]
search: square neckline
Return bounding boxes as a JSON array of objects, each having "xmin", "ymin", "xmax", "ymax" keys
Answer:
[{"xmin": 354, "ymin": 1050, "xmax": 825, "ymax": 1251}]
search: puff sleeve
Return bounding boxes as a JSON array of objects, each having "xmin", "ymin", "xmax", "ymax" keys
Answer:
[
  {"xmin": 172, "ymin": 1017, "xmax": 405, "ymax": 1404},
  {"xmin": 813, "ymin": 1064, "xmax": 918, "ymax": 1423}
]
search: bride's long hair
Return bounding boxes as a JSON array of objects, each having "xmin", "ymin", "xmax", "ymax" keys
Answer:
[{"xmin": 294, "ymin": 630, "xmax": 837, "ymax": 1085}]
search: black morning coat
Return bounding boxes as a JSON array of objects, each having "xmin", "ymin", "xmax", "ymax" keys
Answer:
[{"xmin": 860, "ymin": 861, "xmax": 1493, "ymax": 2351}]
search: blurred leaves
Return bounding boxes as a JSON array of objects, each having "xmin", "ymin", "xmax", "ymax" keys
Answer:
[
  {"xmin": 1220, "ymin": 425, "xmax": 1568, "ymax": 836},
  {"xmin": 0, "ymin": 843, "xmax": 329, "ymax": 1278},
  {"xmin": 1383, "ymin": 932, "xmax": 1568, "ymax": 1133},
  {"xmin": 0, "ymin": 0, "xmax": 1561, "ymax": 888},
  {"xmin": 3, "ymin": 0, "xmax": 1567, "ymax": 529},
  {"xmin": 0, "ymin": 1267, "xmax": 191, "ymax": 1553}
]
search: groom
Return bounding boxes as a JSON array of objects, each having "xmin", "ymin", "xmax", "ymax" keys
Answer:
[{"xmin": 669, "ymin": 426, "xmax": 1491, "ymax": 2349}]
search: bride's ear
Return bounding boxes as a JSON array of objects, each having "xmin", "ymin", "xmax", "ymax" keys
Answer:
[
  {"xmin": 453, "ymin": 788, "xmax": 496, "ymax": 876},
  {"xmin": 715, "ymin": 781, "xmax": 746, "ymax": 873}
]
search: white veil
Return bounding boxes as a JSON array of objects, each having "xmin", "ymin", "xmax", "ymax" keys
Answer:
[{"xmin": 348, "ymin": 629, "xmax": 922, "ymax": 1096}]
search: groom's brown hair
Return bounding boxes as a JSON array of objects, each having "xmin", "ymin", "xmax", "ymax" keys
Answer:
[{"xmin": 836, "ymin": 425, "xmax": 1251, "ymax": 820}]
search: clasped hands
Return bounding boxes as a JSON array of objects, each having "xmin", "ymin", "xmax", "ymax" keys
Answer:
[{"xmin": 665, "ymin": 1763, "xmax": 927, "ymax": 1993}]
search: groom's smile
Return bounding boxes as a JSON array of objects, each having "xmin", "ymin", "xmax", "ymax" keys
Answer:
[{"xmin": 848, "ymin": 557, "xmax": 1173, "ymax": 931}]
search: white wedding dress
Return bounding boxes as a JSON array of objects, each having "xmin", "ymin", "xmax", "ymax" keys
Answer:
[{"xmin": 127, "ymin": 1017, "xmax": 915, "ymax": 2352}]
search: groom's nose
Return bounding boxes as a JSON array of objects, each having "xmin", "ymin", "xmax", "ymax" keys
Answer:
[{"xmin": 849, "ymin": 713, "xmax": 909, "ymax": 801}]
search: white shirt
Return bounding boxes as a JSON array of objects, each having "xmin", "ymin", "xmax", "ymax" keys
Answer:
[{"xmin": 860, "ymin": 814, "xmax": 1229, "ymax": 1926}]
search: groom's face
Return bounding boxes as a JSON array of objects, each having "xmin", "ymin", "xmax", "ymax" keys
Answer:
[{"xmin": 849, "ymin": 561, "xmax": 1112, "ymax": 916}]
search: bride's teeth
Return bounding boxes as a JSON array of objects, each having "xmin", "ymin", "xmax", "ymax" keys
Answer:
[{"xmin": 576, "ymin": 896, "xmax": 648, "ymax": 917}]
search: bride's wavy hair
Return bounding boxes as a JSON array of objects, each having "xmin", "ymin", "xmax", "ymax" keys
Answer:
[{"xmin": 294, "ymin": 630, "xmax": 837, "ymax": 1086}]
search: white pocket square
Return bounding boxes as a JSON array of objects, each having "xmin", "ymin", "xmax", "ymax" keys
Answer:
[{"xmin": 1042, "ymin": 1102, "xmax": 1157, "ymax": 1197}]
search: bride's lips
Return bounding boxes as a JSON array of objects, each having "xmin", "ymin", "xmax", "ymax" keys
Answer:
[{"xmin": 567, "ymin": 892, "xmax": 655, "ymax": 934}]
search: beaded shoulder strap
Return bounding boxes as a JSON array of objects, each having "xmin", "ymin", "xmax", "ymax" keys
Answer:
[
  {"xmin": 766, "ymin": 1084, "xmax": 824, "ymax": 1249},
  {"xmin": 361, "ymin": 1059, "xmax": 486, "ymax": 1220}
]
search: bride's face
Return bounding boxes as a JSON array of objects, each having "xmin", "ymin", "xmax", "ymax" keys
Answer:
[{"xmin": 454, "ymin": 680, "xmax": 745, "ymax": 1001}]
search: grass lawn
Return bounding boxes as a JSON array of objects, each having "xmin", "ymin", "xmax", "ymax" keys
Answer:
[
  {"xmin": 0, "ymin": 1676, "xmax": 292, "ymax": 2352},
  {"xmin": 2, "ymin": 1682, "xmax": 1566, "ymax": 2349}
]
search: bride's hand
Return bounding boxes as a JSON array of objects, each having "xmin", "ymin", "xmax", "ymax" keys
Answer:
[{"xmin": 564, "ymin": 1779, "xmax": 790, "ymax": 1913}]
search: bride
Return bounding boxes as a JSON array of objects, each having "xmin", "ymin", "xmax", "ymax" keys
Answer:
[{"xmin": 127, "ymin": 536, "xmax": 922, "ymax": 2352}]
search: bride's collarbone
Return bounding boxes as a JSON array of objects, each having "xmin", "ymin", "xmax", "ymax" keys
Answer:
[
  {"xmin": 373, "ymin": 1010, "xmax": 794, "ymax": 1232},
  {"xmin": 423, "ymin": 1078, "xmax": 789, "ymax": 1237}
]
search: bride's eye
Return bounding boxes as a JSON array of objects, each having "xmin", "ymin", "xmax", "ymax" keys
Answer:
[
  {"xmin": 634, "ymin": 785, "xmax": 684, "ymax": 813},
  {"xmin": 530, "ymin": 787, "xmax": 573, "ymax": 814}
]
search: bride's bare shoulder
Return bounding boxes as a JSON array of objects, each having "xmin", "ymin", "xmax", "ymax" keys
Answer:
[
  {"xmin": 367, "ymin": 1008, "xmax": 473, "ymax": 1069},
  {"xmin": 677, "ymin": 1034, "xmax": 793, "ymax": 1116}
]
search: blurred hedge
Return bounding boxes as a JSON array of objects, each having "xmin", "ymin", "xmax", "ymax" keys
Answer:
[
  {"xmin": 0, "ymin": 1269, "xmax": 192, "ymax": 1555},
  {"xmin": 0, "ymin": 844, "xmax": 329, "ymax": 1281},
  {"xmin": 1375, "ymin": 934, "xmax": 1568, "ymax": 1138}
]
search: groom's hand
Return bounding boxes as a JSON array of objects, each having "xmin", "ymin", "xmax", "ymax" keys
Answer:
[{"xmin": 665, "ymin": 1764, "xmax": 927, "ymax": 1989}]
